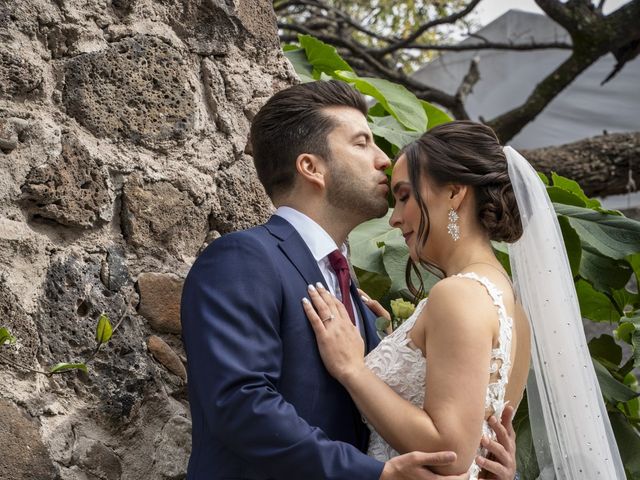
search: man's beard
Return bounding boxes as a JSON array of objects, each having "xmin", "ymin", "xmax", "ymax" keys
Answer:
[{"xmin": 325, "ymin": 161, "xmax": 389, "ymax": 222}]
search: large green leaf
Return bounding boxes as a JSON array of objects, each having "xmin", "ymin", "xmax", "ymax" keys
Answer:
[
  {"xmin": 349, "ymin": 211, "xmax": 396, "ymax": 276},
  {"xmin": 297, "ymin": 35, "xmax": 353, "ymax": 77},
  {"xmin": 630, "ymin": 253, "xmax": 640, "ymax": 287},
  {"xmin": 618, "ymin": 313, "xmax": 640, "ymax": 368},
  {"xmin": 554, "ymin": 203, "xmax": 640, "ymax": 260},
  {"xmin": 513, "ymin": 394, "xmax": 540, "ymax": 480},
  {"xmin": 593, "ymin": 359, "xmax": 639, "ymax": 403},
  {"xmin": 550, "ymin": 172, "xmax": 601, "ymax": 208},
  {"xmin": 381, "ymin": 236, "xmax": 411, "ymax": 298},
  {"xmin": 588, "ymin": 334, "xmax": 622, "ymax": 367},
  {"xmin": 420, "ymin": 100, "xmax": 452, "ymax": 129},
  {"xmin": 557, "ymin": 216, "xmax": 581, "ymax": 276},
  {"xmin": 579, "ymin": 248, "xmax": 633, "ymax": 293},
  {"xmin": 283, "ymin": 47, "xmax": 315, "ymax": 83},
  {"xmin": 369, "ymin": 115, "xmax": 421, "ymax": 150},
  {"xmin": 354, "ymin": 266, "xmax": 391, "ymax": 301},
  {"xmin": 334, "ymin": 71, "xmax": 427, "ymax": 132},
  {"xmin": 612, "ymin": 288, "xmax": 639, "ymax": 313},
  {"xmin": 609, "ymin": 411, "xmax": 640, "ymax": 479},
  {"xmin": 547, "ymin": 187, "xmax": 587, "ymax": 207},
  {"xmin": 576, "ymin": 279, "xmax": 619, "ymax": 322}
]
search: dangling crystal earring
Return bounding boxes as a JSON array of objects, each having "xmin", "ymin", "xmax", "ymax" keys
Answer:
[{"xmin": 447, "ymin": 208, "xmax": 460, "ymax": 241}]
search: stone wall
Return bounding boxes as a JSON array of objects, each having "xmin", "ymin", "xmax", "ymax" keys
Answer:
[{"xmin": 0, "ymin": 1, "xmax": 294, "ymax": 478}]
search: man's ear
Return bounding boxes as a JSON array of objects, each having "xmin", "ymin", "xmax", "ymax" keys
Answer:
[
  {"xmin": 449, "ymin": 184, "xmax": 469, "ymax": 210},
  {"xmin": 296, "ymin": 153, "xmax": 327, "ymax": 189}
]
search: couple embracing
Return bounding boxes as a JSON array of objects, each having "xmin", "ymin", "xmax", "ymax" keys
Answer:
[{"xmin": 181, "ymin": 80, "xmax": 624, "ymax": 479}]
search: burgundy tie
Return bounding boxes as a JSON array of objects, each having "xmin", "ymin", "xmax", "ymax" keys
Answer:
[{"xmin": 327, "ymin": 249, "xmax": 356, "ymax": 325}]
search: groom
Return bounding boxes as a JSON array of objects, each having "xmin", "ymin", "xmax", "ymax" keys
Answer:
[{"xmin": 181, "ymin": 80, "xmax": 516, "ymax": 479}]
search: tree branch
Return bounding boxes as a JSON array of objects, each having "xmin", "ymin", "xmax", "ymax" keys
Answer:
[
  {"xmin": 376, "ymin": 0, "xmax": 483, "ymax": 55},
  {"xmin": 276, "ymin": 0, "xmax": 397, "ymax": 43},
  {"xmin": 487, "ymin": 51, "xmax": 598, "ymax": 142},
  {"xmin": 455, "ymin": 56, "xmax": 480, "ymax": 105},
  {"xmin": 386, "ymin": 40, "xmax": 572, "ymax": 52}
]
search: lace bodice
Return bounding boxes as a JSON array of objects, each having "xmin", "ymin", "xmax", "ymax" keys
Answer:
[{"xmin": 364, "ymin": 273, "xmax": 513, "ymax": 479}]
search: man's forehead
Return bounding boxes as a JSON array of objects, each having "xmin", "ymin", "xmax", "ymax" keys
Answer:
[{"xmin": 323, "ymin": 106, "xmax": 369, "ymax": 134}]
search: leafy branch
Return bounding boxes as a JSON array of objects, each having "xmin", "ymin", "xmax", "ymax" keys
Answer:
[{"xmin": 0, "ymin": 291, "xmax": 135, "ymax": 377}]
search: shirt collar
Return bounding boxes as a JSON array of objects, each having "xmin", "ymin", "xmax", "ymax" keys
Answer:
[{"xmin": 274, "ymin": 206, "xmax": 347, "ymax": 261}]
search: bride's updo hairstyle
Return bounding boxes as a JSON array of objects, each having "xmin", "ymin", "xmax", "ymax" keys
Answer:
[{"xmin": 401, "ymin": 120, "xmax": 523, "ymax": 292}]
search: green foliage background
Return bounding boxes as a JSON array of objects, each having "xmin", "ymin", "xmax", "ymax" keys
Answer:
[{"xmin": 284, "ymin": 35, "xmax": 640, "ymax": 479}]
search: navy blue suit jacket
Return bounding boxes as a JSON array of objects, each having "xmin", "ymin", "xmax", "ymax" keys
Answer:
[{"xmin": 181, "ymin": 215, "xmax": 385, "ymax": 479}]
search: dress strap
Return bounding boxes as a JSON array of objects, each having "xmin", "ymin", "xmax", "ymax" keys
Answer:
[{"xmin": 453, "ymin": 272, "xmax": 508, "ymax": 318}]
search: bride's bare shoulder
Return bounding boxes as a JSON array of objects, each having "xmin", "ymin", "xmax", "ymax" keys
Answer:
[{"xmin": 422, "ymin": 276, "xmax": 499, "ymax": 334}]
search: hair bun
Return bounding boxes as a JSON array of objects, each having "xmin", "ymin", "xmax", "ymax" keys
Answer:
[{"xmin": 478, "ymin": 182, "xmax": 523, "ymax": 243}]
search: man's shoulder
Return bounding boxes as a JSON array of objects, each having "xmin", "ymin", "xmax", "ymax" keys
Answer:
[{"xmin": 199, "ymin": 223, "xmax": 274, "ymax": 257}]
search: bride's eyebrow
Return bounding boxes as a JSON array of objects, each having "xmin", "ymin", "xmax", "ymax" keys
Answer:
[{"xmin": 392, "ymin": 181, "xmax": 411, "ymax": 195}]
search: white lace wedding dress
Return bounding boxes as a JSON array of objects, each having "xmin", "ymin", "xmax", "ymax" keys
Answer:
[{"xmin": 364, "ymin": 273, "xmax": 513, "ymax": 479}]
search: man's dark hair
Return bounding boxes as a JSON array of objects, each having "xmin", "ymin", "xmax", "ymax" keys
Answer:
[{"xmin": 250, "ymin": 80, "xmax": 368, "ymax": 200}]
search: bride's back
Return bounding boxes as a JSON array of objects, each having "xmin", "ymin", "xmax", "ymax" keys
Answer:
[{"xmin": 462, "ymin": 265, "xmax": 531, "ymax": 413}]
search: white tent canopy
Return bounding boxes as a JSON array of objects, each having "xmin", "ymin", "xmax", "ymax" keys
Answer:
[{"xmin": 412, "ymin": 10, "xmax": 640, "ymax": 150}]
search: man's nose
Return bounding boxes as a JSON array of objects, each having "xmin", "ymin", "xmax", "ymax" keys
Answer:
[{"xmin": 374, "ymin": 146, "xmax": 391, "ymax": 170}]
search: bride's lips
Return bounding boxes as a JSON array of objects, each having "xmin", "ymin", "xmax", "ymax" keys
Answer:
[{"xmin": 402, "ymin": 231, "xmax": 413, "ymax": 242}]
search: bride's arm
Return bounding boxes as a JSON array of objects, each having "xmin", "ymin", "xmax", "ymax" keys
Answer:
[{"xmin": 303, "ymin": 279, "xmax": 497, "ymax": 476}]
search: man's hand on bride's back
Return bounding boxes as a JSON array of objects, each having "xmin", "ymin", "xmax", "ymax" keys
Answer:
[
  {"xmin": 380, "ymin": 451, "xmax": 470, "ymax": 480},
  {"xmin": 477, "ymin": 406, "xmax": 517, "ymax": 480}
]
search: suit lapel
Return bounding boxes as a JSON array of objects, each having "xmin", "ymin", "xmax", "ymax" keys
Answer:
[
  {"xmin": 265, "ymin": 215, "xmax": 324, "ymax": 286},
  {"xmin": 350, "ymin": 281, "xmax": 381, "ymax": 352},
  {"xmin": 266, "ymin": 215, "xmax": 381, "ymax": 351}
]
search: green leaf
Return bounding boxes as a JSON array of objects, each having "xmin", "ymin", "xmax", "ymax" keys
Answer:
[
  {"xmin": 594, "ymin": 359, "xmax": 639, "ymax": 403},
  {"xmin": 615, "ymin": 322, "xmax": 636, "ymax": 344},
  {"xmin": 49, "ymin": 362, "xmax": 88, "ymax": 375},
  {"xmin": 547, "ymin": 186, "xmax": 587, "ymax": 207},
  {"xmin": 368, "ymin": 102, "xmax": 388, "ymax": 117},
  {"xmin": 95, "ymin": 313, "xmax": 113, "ymax": 344},
  {"xmin": 630, "ymin": 253, "xmax": 640, "ymax": 287},
  {"xmin": 353, "ymin": 266, "xmax": 391, "ymax": 300},
  {"xmin": 333, "ymin": 71, "xmax": 427, "ymax": 132},
  {"xmin": 554, "ymin": 203, "xmax": 640, "ymax": 260},
  {"xmin": 612, "ymin": 288, "xmax": 639, "ymax": 313},
  {"xmin": 381, "ymin": 234, "xmax": 413, "ymax": 299},
  {"xmin": 369, "ymin": 115, "xmax": 421, "ymax": 150},
  {"xmin": 283, "ymin": 48, "xmax": 315, "ymax": 83},
  {"xmin": 0, "ymin": 326, "xmax": 16, "ymax": 345},
  {"xmin": 375, "ymin": 316, "xmax": 391, "ymax": 332},
  {"xmin": 420, "ymin": 100, "xmax": 452, "ymax": 129},
  {"xmin": 550, "ymin": 172, "xmax": 600, "ymax": 208},
  {"xmin": 557, "ymin": 216, "xmax": 581, "ymax": 276},
  {"xmin": 297, "ymin": 35, "xmax": 353, "ymax": 76},
  {"xmin": 588, "ymin": 334, "xmax": 622, "ymax": 367},
  {"xmin": 624, "ymin": 372, "xmax": 640, "ymax": 419},
  {"xmin": 349, "ymin": 211, "xmax": 397, "ymax": 276},
  {"xmin": 538, "ymin": 172, "xmax": 549, "ymax": 185},
  {"xmin": 579, "ymin": 248, "xmax": 633, "ymax": 293},
  {"xmin": 593, "ymin": 360, "xmax": 640, "ymax": 405},
  {"xmin": 491, "ymin": 241, "xmax": 512, "ymax": 276},
  {"xmin": 609, "ymin": 411, "xmax": 640, "ymax": 478},
  {"xmin": 513, "ymin": 393, "xmax": 540, "ymax": 480},
  {"xmin": 576, "ymin": 279, "xmax": 619, "ymax": 322}
]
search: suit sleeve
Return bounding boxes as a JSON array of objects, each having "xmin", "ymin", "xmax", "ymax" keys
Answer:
[{"xmin": 181, "ymin": 233, "xmax": 384, "ymax": 480}]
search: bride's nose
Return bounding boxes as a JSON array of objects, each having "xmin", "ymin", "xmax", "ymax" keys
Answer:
[{"xmin": 389, "ymin": 208, "xmax": 401, "ymax": 228}]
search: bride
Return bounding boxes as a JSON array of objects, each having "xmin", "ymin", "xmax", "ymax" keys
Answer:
[{"xmin": 302, "ymin": 121, "xmax": 625, "ymax": 479}]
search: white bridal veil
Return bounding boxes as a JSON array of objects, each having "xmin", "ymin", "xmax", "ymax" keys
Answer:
[{"xmin": 504, "ymin": 146, "xmax": 626, "ymax": 479}]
